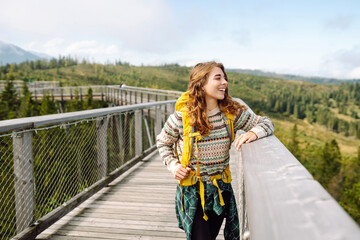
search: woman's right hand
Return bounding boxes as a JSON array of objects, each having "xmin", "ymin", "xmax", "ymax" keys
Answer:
[{"xmin": 174, "ymin": 165, "xmax": 192, "ymax": 180}]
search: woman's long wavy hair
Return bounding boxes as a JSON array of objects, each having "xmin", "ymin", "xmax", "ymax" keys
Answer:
[{"xmin": 187, "ymin": 61, "xmax": 247, "ymax": 136}]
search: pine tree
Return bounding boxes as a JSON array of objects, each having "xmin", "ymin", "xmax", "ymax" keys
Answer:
[
  {"xmin": 84, "ymin": 88, "xmax": 93, "ymax": 110},
  {"xmin": 40, "ymin": 92, "xmax": 57, "ymax": 115},
  {"xmin": 317, "ymin": 139, "xmax": 342, "ymax": 187},
  {"xmin": 293, "ymin": 103, "xmax": 299, "ymax": 119},
  {"xmin": 286, "ymin": 101, "xmax": 292, "ymax": 115},
  {"xmin": 289, "ymin": 124, "xmax": 300, "ymax": 159},
  {"xmin": 67, "ymin": 89, "xmax": 83, "ymax": 112},
  {"xmin": 18, "ymin": 81, "xmax": 33, "ymax": 118},
  {"xmin": 0, "ymin": 79, "xmax": 18, "ymax": 119}
]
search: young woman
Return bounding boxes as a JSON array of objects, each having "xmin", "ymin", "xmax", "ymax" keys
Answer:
[{"xmin": 156, "ymin": 61, "xmax": 274, "ymax": 240}]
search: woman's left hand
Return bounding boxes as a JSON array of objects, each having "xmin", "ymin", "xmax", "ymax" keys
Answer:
[{"xmin": 235, "ymin": 131, "xmax": 258, "ymax": 150}]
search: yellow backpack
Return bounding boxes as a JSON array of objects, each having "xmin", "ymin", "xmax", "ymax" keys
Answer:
[{"xmin": 174, "ymin": 91, "xmax": 234, "ymax": 220}]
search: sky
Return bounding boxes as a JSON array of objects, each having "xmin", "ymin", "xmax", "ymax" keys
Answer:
[{"xmin": 0, "ymin": 0, "xmax": 360, "ymax": 79}]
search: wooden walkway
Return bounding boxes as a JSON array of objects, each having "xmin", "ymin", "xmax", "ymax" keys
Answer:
[{"xmin": 36, "ymin": 148, "xmax": 240, "ymax": 240}]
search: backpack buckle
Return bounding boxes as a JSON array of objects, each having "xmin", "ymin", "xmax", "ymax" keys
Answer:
[
  {"xmin": 202, "ymin": 175, "xmax": 211, "ymax": 184},
  {"xmin": 191, "ymin": 175, "xmax": 198, "ymax": 184}
]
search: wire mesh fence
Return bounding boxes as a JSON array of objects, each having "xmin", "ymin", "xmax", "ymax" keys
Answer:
[
  {"xmin": 32, "ymin": 120, "xmax": 98, "ymax": 220},
  {"xmin": 0, "ymin": 134, "xmax": 16, "ymax": 240},
  {"xmin": 0, "ymin": 99, "xmax": 174, "ymax": 240}
]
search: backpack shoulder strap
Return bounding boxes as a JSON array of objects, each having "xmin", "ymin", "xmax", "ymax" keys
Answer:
[
  {"xmin": 222, "ymin": 112, "xmax": 234, "ymax": 143},
  {"xmin": 180, "ymin": 110, "xmax": 192, "ymax": 166}
]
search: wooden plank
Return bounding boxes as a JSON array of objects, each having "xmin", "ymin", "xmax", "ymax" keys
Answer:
[
  {"xmin": 36, "ymin": 152, "xmax": 186, "ymax": 239},
  {"xmin": 36, "ymin": 145, "xmax": 238, "ymax": 239}
]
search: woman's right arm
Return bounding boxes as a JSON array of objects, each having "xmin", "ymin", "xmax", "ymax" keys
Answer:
[{"xmin": 156, "ymin": 112, "xmax": 182, "ymax": 176}]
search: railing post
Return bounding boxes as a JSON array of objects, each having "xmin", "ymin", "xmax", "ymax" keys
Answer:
[
  {"xmin": 114, "ymin": 89, "xmax": 116, "ymax": 103},
  {"xmin": 125, "ymin": 91, "xmax": 128, "ymax": 105},
  {"xmin": 124, "ymin": 112, "xmax": 130, "ymax": 159},
  {"xmin": 120, "ymin": 89, "xmax": 123, "ymax": 105},
  {"xmin": 143, "ymin": 116, "xmax": 153, "ymax": 146},
  {"xmin": 135, "ymin": 91, "xmax": 137, "ymax": 104},
  {"xmin": 147, "ymin": 93, "xmax": 150, "ymax": 116},
  {"xmin": 135, "ymin": 110, "xmax": 142, "ymax": 157},
  {"xmin": 130, "ymin": 91, "xmax": 132, "ymax": 104},
  {"xmin": 105, "ymin": 87, "xmax": 108, "ymax": 102},
  {"xmin": 168, "ymin": 102, "xmax": 175, "ymax": 114},
  {"xmin": 164, "ymin": 96, "xmax": 168, "ymax": 118},
  {"xmin": 96, "ymin": 116, "xmax": 108, "ymax": 179},
  {"xmin": 70, "ymin": 88, "xmax": 73, "ymax": 100},
  {"xmin": 117, "ymin": 114, "xmax": 125, "ymax": 165},
  {"xmin": 61, "ymin": 88, "xmax": 64, "ymax": 102},
  {"xmin": 155, "ymin": 106, "xmax": 162, "ymax": 136},
  {"xmin": 13, "ymin": 131, "xmax": 34, "ymax": 233},
  {"xmin": 141, "ymin": 92, "xmax": 143, "ymax": 103},
  {"xmin": 101, "ymin": 87, "xmax": 104, "ymax": 101},
  {"xmin": 117, "ymin": 89, "xmax": 119, "ymax": 105},
  {"xmin": 80, "ymin": 88, "xmax": 83, "ymax": 101}
]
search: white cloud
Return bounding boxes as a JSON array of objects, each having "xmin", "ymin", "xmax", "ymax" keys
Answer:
[
  {"xmin": 320, "ymin": 45, "xmax": 360, "ymax": 79},
  {"xmin": 348, "ymin": 67, "xmax": 360, "ymax": 79},
  {"xmin": 44, "ymin": 38, "xmax": 65, "ymax": 49},
  {"xmin": 64, "ymin": 41, "xmax": 119, "ymax": 56},
  {"xmin": 324, "ymin": 15, "xmax": 354, "ymax": 30},
  {"xmin": 0, "ymin": 0, "xmax": 186, "ymax": 53},
  {"xmin": 26, "ymin": 39, "xmax": 120, "ymax": 62}
]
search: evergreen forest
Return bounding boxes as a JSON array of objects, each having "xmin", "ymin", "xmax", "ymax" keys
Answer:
[{"xmin": 1, "ymin": 57, "xmax": 359, "ymax": 226}]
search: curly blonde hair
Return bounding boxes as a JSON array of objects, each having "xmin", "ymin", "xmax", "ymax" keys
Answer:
[{"xmin": 186, "ymin": 61, "xmax": 247, "ymax": 136}]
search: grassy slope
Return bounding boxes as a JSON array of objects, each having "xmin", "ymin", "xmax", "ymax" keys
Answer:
[{"xmin": 270, "ymin": 114, "xmax": 360, "ymax": 158}]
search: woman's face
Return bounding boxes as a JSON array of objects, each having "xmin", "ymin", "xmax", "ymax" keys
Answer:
[{"xmin": 202, "ymin": 67, "xmax": 228, "ymax": 101}]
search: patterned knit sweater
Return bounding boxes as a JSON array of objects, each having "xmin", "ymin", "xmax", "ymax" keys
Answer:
[{"xmin": 156, "ymin": 106, "xmax": 274, "ymax": 176}]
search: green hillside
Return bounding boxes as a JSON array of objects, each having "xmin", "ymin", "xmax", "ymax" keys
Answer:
[
  {"xmin": 228, "ymin": 68, "xmax": 360, "ymax": 84},
  {"xmin": 1, "ymin": 58, "xmax": 360, "ymax": 224}
]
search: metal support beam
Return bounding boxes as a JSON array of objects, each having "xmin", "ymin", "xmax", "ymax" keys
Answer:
[
  {"xmin": 135, "ymin": 110, "xmax": 143, "ymax": 157},
  {"xmin": 96, "ymin": 116, "xmax": 108, "ymax": 179},
  {"xmin": 155, "ymin": 106, "xmax": 162, "ymax": 137},
  {"xmin": 13, "ymin": 131, "xmax": 34, "ymax": 233},
  {"xmin": 143, "ymin": 116, "xmax": 153, "ymax": 146}
]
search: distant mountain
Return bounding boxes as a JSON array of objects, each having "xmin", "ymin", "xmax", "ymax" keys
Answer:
[
  {"xmin": 228, "ymin": 68, "xmax": 360, "ymax": 84},
  {"xmin": 0, "ymin": 41, "xmax": 50, "ymax": 65}
]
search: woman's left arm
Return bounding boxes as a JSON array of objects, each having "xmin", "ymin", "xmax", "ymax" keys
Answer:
[{"xmin": 233, "ymin": 109, "xmax": 275, "ymax": 150}]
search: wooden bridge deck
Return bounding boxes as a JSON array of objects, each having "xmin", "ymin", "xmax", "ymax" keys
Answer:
[{"xmin": 36, "ymin": 148, "xmax": 240, "ymax": 240}]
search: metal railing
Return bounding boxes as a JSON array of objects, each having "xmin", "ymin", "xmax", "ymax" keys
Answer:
[
  {"xmin": 0, "ymin": 90, "xmax": 177, "ymax": 240},
  {"xmin": 0, "ymin": 80, "xmax": 59, "ymax": 90},
  {"xmin": 236, "ymin": 100, "xmax": 360, "ymax": 239},
  {"xmin": 0, "ymin": 84, "xmax": 182, "ymax": 104}
]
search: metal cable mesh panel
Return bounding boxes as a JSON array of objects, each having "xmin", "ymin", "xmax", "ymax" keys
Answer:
[
  {"xmin": 0, "ymin": 135, "xmax": 16, "ymax": 240},
  {"xmin": 32, "ymin": 120, "xmax": 98, "ymax": 219},
  {"xmin": 107, "ymin": 112, "xmax": 134, "ymax": 173}
]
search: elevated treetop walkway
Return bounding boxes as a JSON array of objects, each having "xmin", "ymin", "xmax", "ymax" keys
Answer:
[{"xmin": 0, "ymin": 86, "xmax": 359, "ymax": 240}]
